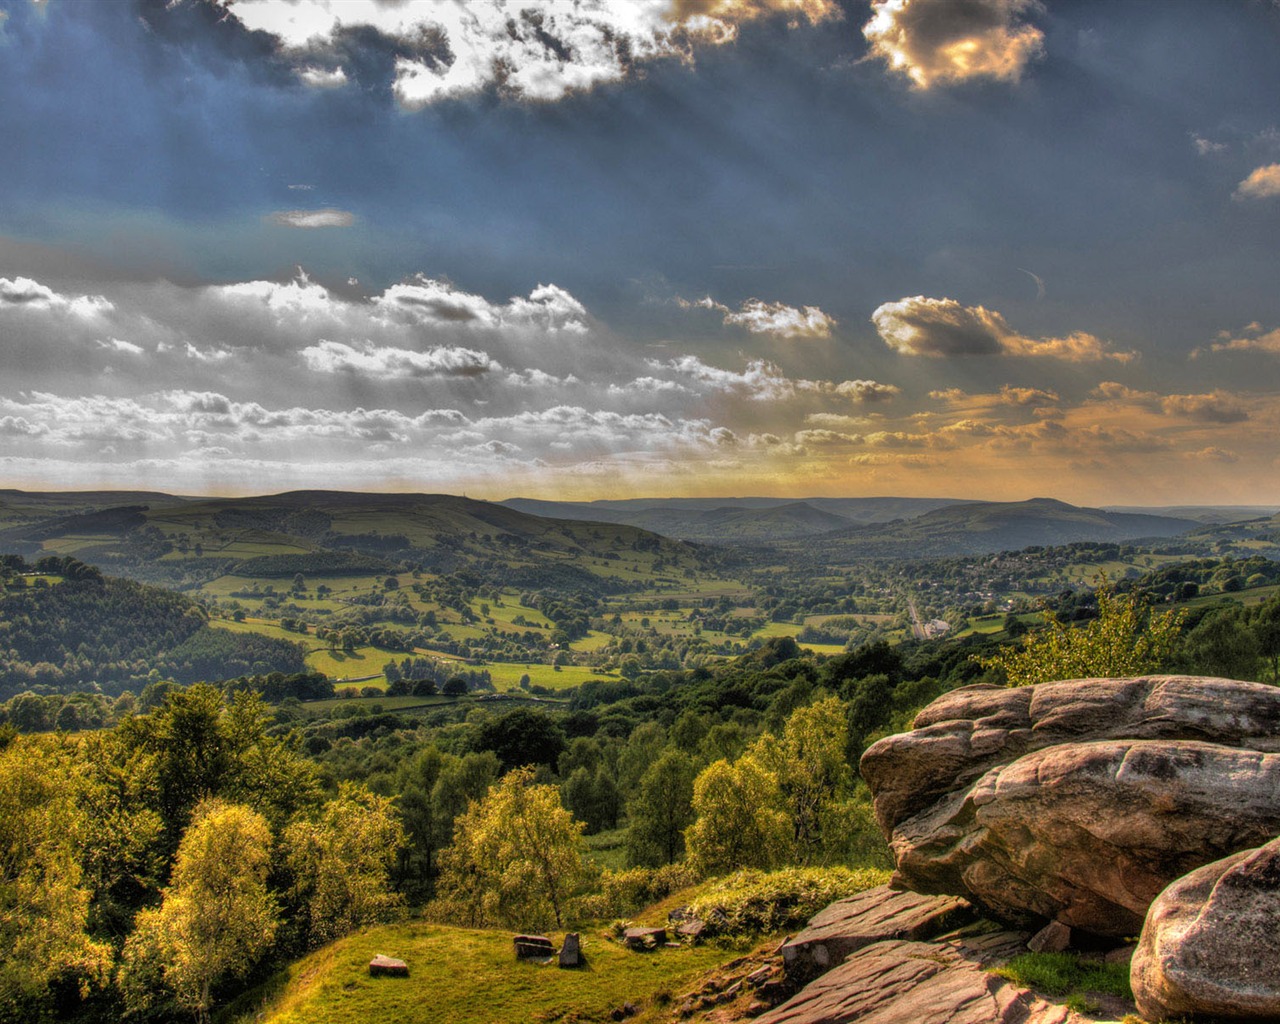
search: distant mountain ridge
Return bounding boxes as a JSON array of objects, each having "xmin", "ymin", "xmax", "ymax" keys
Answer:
[
  {"xmin": 501, "ymin": 495, "xmax": 970, "ymax": 542},
  {"xmin": 800, "ymin": 497, "xmax": 1200, "ymax": 559}
]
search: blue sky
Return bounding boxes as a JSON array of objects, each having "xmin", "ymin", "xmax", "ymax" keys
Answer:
[{"xmin": 1, "ymin": 0, "xmax": 1279, "ymax": 503}]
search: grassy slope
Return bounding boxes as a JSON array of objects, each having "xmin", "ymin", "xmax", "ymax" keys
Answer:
[{"xmin": 230, "ymin": 923, "xmax": 730, "ymax": 1024}]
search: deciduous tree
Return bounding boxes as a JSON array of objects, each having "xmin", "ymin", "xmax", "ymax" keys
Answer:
[
  {"xmin": 438, "ymin": 767, "xmax": 585, "ymax": 930},
  {"xmin": 284, "ymin": 784, "xmax": 405, "ymax": 946},
  {"xmin": 120, "ymin": 800, "xmax": 278, "ymax": 1024}
]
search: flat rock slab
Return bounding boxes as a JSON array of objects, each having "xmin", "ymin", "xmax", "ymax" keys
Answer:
[
  {"xmin": 368, "ymin": 954, "xmax": 408, "ymax": 977},
  {"xmin": 758, "ymin": 932, "xmax": 1090, "ymax": 1024},
  {"xmin": 780, "ymin": 885, "xmax": 974, "ymax": 980},
  {"xmin": 623, "ymin": 926, "xmax": 667, "ymax": 950},
  {"xmin": 514, "ymin": 934, "xmax": 556, "ymax": 959}
]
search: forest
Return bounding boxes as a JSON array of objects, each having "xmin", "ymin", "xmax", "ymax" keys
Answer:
[{"xmin": 5, "ymin": 554, "xmax": 1280, "ymax": 1023}]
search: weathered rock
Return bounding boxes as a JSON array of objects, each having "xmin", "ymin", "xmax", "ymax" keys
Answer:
[
  {"xmin": 1132, "ymin": 836, "xmax": 1280, "ymax": 1022},
  {"xmin": 368, "ymin": 954, "xmax": 409, "ymax": 977},
  {"xmin": 558, "ymin": 932, "xmax": 582, "ymax": 968},
  {"xmin": 1027, "ymin": 920, "xmax": 1071, "ymax": 953},
  {"xmin": 860, "ymin": 677, "xmax": 1280, "ymax": 936},
  {"xmin": 513, "ymin": 934, "xmax": 555, "ymax": 958},
  {"xmin": 779, "ymin": 884, "xmax": 974, "ymax": 980},
  {"xmin": 757, "ymin": 930, "xmax": 1089, "ymax": 1024},
  {"xmin": 622, "ymin": 926, "xmax": 666, "ymax": 950}
]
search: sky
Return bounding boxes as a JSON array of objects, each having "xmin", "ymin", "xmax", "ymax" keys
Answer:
[{"xmin": 1, "ymin": 0, "xmax": 1279, "ymax": 505}]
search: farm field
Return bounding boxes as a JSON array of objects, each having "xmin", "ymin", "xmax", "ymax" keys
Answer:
[{"xmin": 483, "ymin": 662, "xmax": 615, "ymax": 691}]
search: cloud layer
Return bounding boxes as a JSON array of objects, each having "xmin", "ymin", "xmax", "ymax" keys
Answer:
[{"xmin": 210, "ymin": 0, "xmax": 840, "ymax": 105}]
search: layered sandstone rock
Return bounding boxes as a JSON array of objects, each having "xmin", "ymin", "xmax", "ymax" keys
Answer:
[{"xmin": 860, "ymin": 676, "xmax": 1280, "ymax": 936}]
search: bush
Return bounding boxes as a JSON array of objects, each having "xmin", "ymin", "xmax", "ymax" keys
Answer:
[
  {"xmin": 683, "ymin": 866, "xmax": 889, "ymax": 937},
  {"xmin": 576, "ymin": 863, "xmax": 699, "ymax": 921}
]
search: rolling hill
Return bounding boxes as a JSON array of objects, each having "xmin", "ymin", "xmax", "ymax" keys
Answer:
[{"xmin": 0, "ymin": 489, "xmax": 718, "ymax": 592}]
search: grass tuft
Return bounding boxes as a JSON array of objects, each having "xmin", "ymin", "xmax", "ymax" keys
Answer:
[{"xmin": 992, "ymin": 951, "xmax": 1132, "ymax": 1006}]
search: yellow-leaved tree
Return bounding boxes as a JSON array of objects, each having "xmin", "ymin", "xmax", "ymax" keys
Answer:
[
  {"xmin": 0, "ymin": 735, "xmax": 112, "ymax": 1018},
  {"xmin": 437, "ymin": 766, "xmax": 586, "ymax": 930},
  {"xmin": 120, "ymin": 799, "xmax": 278, "ymax": 1024},
  {"xmin": 684, "ymin": 755, "xmax": 792, "ymax": 876},
  {"xmin": 977, "ymin": 577, "xmax": 1183, "ymax": 687},
  {"xmin": 284, "ymin": 783, "xmax": 406, "ymax": 946}
]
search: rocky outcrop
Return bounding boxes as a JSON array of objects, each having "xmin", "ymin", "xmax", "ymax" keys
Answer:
[
  {"xmin": 779, "ymin": 885, "xmax": 973, "ymax": 981},
  {"xmin": 758, "ymin": 930, "xmax": 1089, "ymax": 1024},
  {"xmin": 860, "ymin": 676, "xmax": 1280, "ymax": 936},
  {"xmin": 1132, "ymin": 836, "xmax": 1280, "ymax": 1021}
]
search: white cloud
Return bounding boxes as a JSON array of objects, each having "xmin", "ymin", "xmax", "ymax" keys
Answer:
[
  {"xmin": 657, "ymin": 356, "xmax": 899, "ymax": 404},
  {"xmin": 297, "ymin": 65, "xmax": 348, "ymax": 89},
  {"xmin": 679, "ymin": 294, "xmax": 836, "ymax": 338},
  {"xmin": 872, "ymin": 295, "xmax": 1134, "ymax": 362},
  {"xmin": 834, "ymin": 379, "xmax": 900, "ymax": 402},
  {"xmin": 376, "ymin": 277, "xmax": 589, "ymax": 333},
  {"xmin": 210, "ymin": 269, "xmax": 343, "ymax": 318},
  {"xmin": 1234, "ymin": 164, "xmax": 1280, "ymax": 200},
  {"xmin": 98, "ymin": 337, "xmax": 145, "ymax": 356},
  {"xmin": 607, "ymin": 376, "xmax": 693, "ymax": 396},
  {"xmin": 211, "ymin": 0, "xmax": 840, "ymax": 107},
  {"xmin": 0, "ymin": 275, "xmax": 113, "ymax": 319},
  {"xmin": 300, "ymin": 340, "xmax": 501, "ymax": 378},
  {"xmin": 862, "ymin": 0, "xmax": 1044, "ymax": 89},
  {"xmin": 266, "ymin": 208, "xmax": 356, "ymax": 228},
  {"xmin": 1190, "ymin": 132, "xmax": 1226, "ymax": 156}
]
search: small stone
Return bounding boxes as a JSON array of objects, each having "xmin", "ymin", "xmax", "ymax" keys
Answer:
[
  {"xmin": 745, "ymin": 965, "xmax": 774, "ymax": 987},
  {"xmin": 1027, "ymin": 920, "xmax": 1071, "ymax": 953},
  {"xmin": 724, "ymin": 981, "xmax": 743, "ymax": 999},
  {"xmin": 368, "ymin": 954, "xmax": 409, "ymax": 977},
  {"xmin": 746, "ymin": 1000, "xmax": 771, "ymax": 1016},
  {"xmin": 558, "ymin": 932, "xmax": 582, "ymax": 968}
]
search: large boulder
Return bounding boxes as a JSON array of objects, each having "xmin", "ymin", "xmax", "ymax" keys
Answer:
[
  {"xmin": 861, "ymin": 676, "xmax": 1280, "ymax": 936},
  {"xmin": 1132, "ymin": 837, "xmax": 1280, "ymax": 1021}
]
